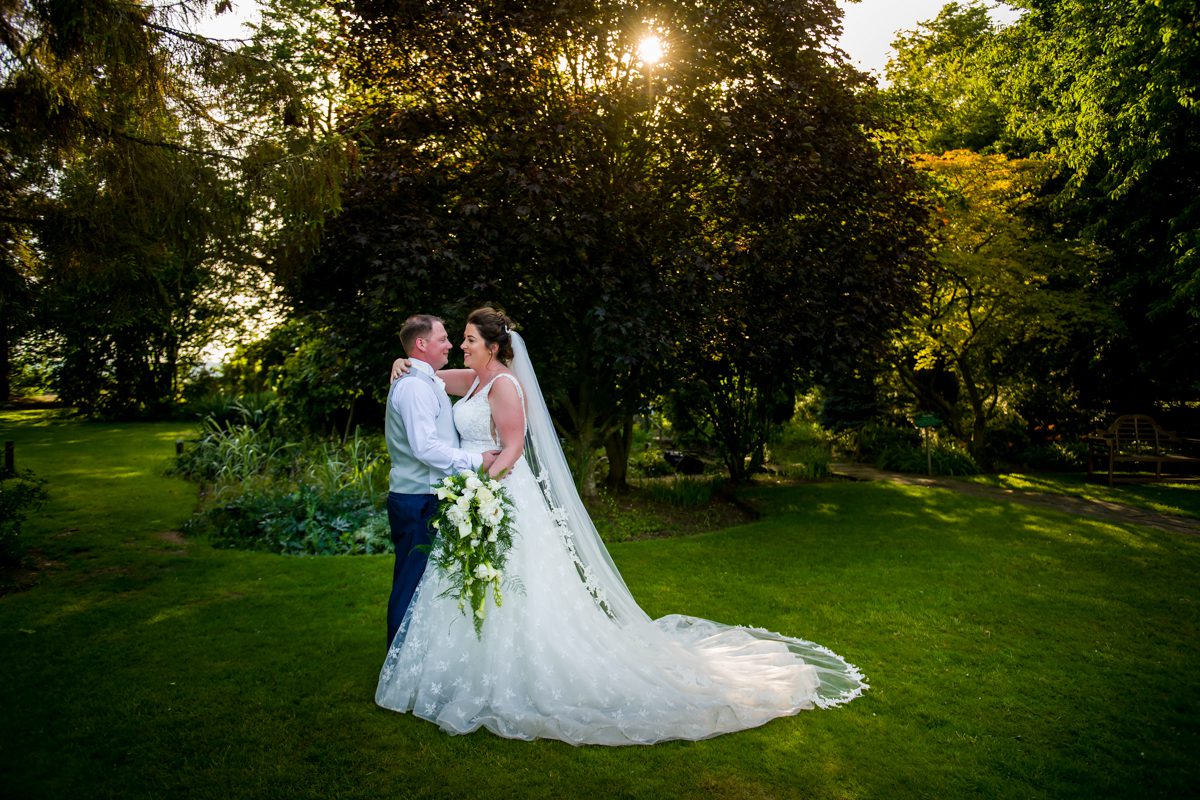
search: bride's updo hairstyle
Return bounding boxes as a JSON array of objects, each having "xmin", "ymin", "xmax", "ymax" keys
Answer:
[{"xmin": 467, "ymin": 306, "xmax": 515, "ymax": 365}]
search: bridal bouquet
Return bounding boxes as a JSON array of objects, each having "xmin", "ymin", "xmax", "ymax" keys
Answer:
[{"xmin": 428, "ymin": 468, "xmax": 517, "ymax": 638}]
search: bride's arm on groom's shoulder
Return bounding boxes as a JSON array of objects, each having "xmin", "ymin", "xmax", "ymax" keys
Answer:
[
  {"xmin": 389, "ymin": 357, "xmax": 473, "ymax": 396},
  {"xmin": 390, "ymin": 357, "xmax": 409, "ymax": 383},
  {"xmin": 487, "ymin": 377, "xmax": 526, "ymax": 479},
  {"xmin": 437, "ymin": 369, "xmax": 475, "ymax": 397}
]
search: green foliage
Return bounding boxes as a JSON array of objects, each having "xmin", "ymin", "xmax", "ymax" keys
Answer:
[
  {"xmin": 0, "ymin": 467, "xmax": 49, "ymax": 565},
  {"xmin": 999, "ymin": 0, "xmax": 1200, "ymax": 407},
  {"xmin": 174, "ymin": 420, "xmax": 296, "ymax": 485},
  {"xmin": 0, "ymin": 1, "xmax": 348, "ymax": 415},
  {"xmin": 768, "ymin": 409, "xmax": 833, "ymax": 480},
  {"xmin": 637, "ymin": 475, "xmax": 726, "ymax": 509},
  {"xmin": 181, "ymin": 391, "xmax": 283, "ymax": 430},
  {"xmin": 299, "ymin": 429, "xmax": 390, "ymax": 507},
  {"xmin": 984, "ymin": 420, "xmax": 1086, "ymax": 470},
  {"xmin": 278, "ymin": 0, "xmax": 928, "ymax": 490},
  {"xmin": 884, "ymin": 0, "xmax": 1200, "ymax": 411},
  {"xmin": 852, "ymin": 422, "xmax": 980, "ymax": 476},
  {"xmin": 189, "ymin": 483, "xmax": 391, "ymax": 556},
  {"xmin": 176, "ymin": 415, "xmax": 391, "ymax": 556},
  {"xmin": 628, "ymin": 447, "xmax": 674, "ymax": 478},
  {"xmin": 884, "ymin": 1, "xmax": 1008, "ymax": 153},
  {"xmin": 269, "ymin": 317, "xmax": 383, "ymax": 436},
  {"xmin": 880, "ymin": 434, "xmax": 980, "ymax": 476},
  {"xmin": 586, "ymin": 492, "xmax": 666, "ymax": 544},
  {"xmin": 894, "ymin": 150, "xmax": 1112, "ymax": 466}
]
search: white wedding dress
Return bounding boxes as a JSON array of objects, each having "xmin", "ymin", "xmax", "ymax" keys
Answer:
[{"xmin": 376, "ymin": 334, "xmax": 866, "ymax": 745}]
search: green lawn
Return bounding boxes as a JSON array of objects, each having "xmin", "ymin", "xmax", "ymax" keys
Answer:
[
  {"xmin": 960, "ymin": 470, "xmax": 1200, "ymax": 519},
  {"xmin": 1, "ymin": 410, "xmax": 1197, "ymax": 799}
]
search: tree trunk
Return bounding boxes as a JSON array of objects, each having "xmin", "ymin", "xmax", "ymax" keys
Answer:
[
  {"xmin": 0, "ymin": 323, "xmax": 10, "ymax": 402},
  {"xmin": 561, "ymin": 383, "xmax": 600, "ymax": 498},
  {"xmin": 603, "ymin": 414, "xmax": 634, "ymax": 492},
  {"xmin": 568, "ymin": 425, "xmax": 598, "ymax": 498},
  {"xmin": 957, "ymin": 356, "xmax": 992, "ymax": 469}
]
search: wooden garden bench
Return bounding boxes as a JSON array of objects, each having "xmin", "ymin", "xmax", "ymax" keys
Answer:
[{"xmin": 1083, "ymin": 414, "xmax": 1200, "ymax": 486}]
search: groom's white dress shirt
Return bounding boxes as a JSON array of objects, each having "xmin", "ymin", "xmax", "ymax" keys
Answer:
[{"xmin": 389, "ymin": 359, "xmax": 481, "ymax": 481}]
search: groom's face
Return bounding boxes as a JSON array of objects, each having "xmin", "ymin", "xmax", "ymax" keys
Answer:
[{"xmin": 420, "ymin": 321, "xmax": 453, "ymax": 369}]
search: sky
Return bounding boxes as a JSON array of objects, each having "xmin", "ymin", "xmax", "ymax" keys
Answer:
[
  {"xmin": 195, "ymin": 1, "xmax": 1025, "ymax": 82},
  {"xmin": 837, "ymin": 0, "xmax": 1023, "ymax": 80}
]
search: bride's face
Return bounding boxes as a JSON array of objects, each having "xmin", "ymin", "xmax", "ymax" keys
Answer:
[{"xmin": 461, "ymin": 324, "xmax": 494, "ymax": 370}]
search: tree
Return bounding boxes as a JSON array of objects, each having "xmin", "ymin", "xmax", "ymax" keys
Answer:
[
  {"xmin": 278, "ymin": 0, "xmax": 928, "ymax": 487},
  {"xmin": 996, "ymin": 0, "xmax": 1200, "ymax": 408},
  {"xmin": 884, "ymin": 1, "xmax": 1009, "ymax": 154},
  {"xmin": 0, "ymin": 217, "xmax": 36, "ymax": 400},
  {"xmin": 897, "ymin": 150, "xmax": 1112, "ymax": 465},
  {"xmin": 884, "ymin": 1, "xmax": 1200, "ymax": 416},
  {"xmin": 0, "ymin": 1, "xmax": 348, "ymax": 414}
]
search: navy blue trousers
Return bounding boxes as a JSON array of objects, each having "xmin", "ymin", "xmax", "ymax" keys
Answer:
[{"xmin": 386, "ymin": 491, "xmax": 437, "ymax": 649}]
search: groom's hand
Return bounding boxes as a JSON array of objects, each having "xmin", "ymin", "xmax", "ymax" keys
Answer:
[
  {"xmin": 480, "ymin": 450, "xmax": 501, "ymax": 470},
  {"xmin": 390, "ymin": 357, "xmax": 411, "ymax": 382}
]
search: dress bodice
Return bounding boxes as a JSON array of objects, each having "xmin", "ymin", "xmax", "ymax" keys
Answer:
[{"xmin": 453, "ymin": 373, "xmax": 525, "ymax": 454}]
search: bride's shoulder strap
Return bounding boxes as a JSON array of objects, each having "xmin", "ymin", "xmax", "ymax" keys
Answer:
[{"xmin": 487, "ymin": 371, "xmax": 525, "ymax": 401}]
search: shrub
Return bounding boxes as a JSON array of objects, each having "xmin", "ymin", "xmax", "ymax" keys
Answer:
[
  {"xmin": 853, "ymin": 422, "xmax": 921, "ymax": 459},
  {"xmin": 769, "ymin": 419, "xmax": 832, "ymax": 479},
  {"xmin": 182, "ymin": 392, "xmax": 283, "ymax": 431},
  {"xmin": 1011, "ymin": 441, "xmax": 1086, "ymax": 470},
  {"xmin": 176, "ymin": 422, "xmax": 392, "ymax": 556},
  {"xmin": 629, "ymin": 448, "xmax": 675, "ymax": 478},
  {"xmin": 174, "ymin": 420, "xmax": 297, "ymax": 484},
  {"xmin": 638, "ymin": 475, "xmax": 726, "ymax": 508},
  {"xmin": 0, "ymin": 469, "xmax": 50, "ymax": 566},
  {"xmin": 189, "ymin": 484, "xmax": 392, "ymax": 556},
  {"xmin": 300, "ymin": 429, "xmax": 389, "ymax": 506},
  {"xmin": 587, "ymin": 491, "xmax": 665, "ymax": 544},
  {"xmin": 876, "ymin": 436, "xmax": 980, "ymax": 476}
]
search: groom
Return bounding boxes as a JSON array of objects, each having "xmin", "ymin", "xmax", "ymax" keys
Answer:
[{"xmin": 385, "ymin": 314, "xmax": 497, "ymax": 648}]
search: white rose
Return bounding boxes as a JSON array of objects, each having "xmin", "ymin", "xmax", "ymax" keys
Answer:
[
  {"xmin": 488, "ymin": 479, "xmax": 502, "ymax": 492},
  {"xmin": 475, "ymin": 486, "xmax": 494, "ymax": 506},
  {"xmin": 482, "ymin": 501, "xmax": 505, "ymax": 528},
  {"xmin": 465, "ymin": 473, "xmax": 483, "ymax": 491},
  {"xmin": 455, "ymin": 495, "xmax": 471, "ymax": 513}
]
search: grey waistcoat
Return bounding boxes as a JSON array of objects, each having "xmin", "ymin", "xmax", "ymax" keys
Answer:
[{"xmin": 385, "ymin": 370, "xmax": 460, "ymax": 494}]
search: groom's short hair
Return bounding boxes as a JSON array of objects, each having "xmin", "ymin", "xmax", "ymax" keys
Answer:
[{"xmin": 400, "ymin": 314, "xmax": 443, "ymax": 355}]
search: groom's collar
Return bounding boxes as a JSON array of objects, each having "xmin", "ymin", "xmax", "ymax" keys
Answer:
[{"xmin": 409, "ymin": 359, "xmax": 436, "ymax": 378}]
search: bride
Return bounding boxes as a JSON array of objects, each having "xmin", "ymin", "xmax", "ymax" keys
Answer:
[{"xmin": 376, "ymin": 306, "xmax": 867, "ymax": 745}]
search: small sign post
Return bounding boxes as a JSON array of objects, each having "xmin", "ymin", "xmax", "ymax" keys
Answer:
[{"xmin": 913, "ymin": 414, "xmax": 942, "ymax": 475}]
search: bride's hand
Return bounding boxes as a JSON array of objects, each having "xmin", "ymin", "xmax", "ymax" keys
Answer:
[{"xmin": 390, "ymin": 357, "xmax": 411, "ymax": 382}]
